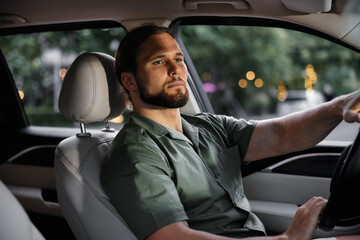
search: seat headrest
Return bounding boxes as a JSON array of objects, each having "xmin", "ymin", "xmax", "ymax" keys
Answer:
[{"xmin": 59, "ymin": 52, "xmax": 127, "ymax": 123}]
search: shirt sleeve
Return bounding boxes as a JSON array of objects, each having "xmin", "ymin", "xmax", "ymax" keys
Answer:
[
  {"xmin": 221, "ymin": 115, "xmax": 257, "ymax": 160},
  {"xmin": 196, "ymin": 113, "xmax": 257, "ymax": 160},
  {"xmin": 101, "ymin": 141, "xmax": 188, "ymax": 240}
]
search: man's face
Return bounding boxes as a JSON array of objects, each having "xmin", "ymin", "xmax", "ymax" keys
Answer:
[{"xmin": 134, "ymin": 33, "xmax": 189, "ymax": 108}]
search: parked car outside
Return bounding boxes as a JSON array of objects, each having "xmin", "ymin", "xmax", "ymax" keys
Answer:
[{"xmin": 276, "ymin": 90, "xmax": 326, "ymax": 116}]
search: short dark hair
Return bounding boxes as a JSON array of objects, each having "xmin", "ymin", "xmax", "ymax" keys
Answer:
[{"xmin": 115, "ymin": 25, "xmax": 175, "ymax": 93}]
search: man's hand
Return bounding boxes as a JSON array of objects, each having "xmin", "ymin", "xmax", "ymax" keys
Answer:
[
  {"xmin": 147, "ymin": 197, "xmax": 328, "ymax": 240},
  {"xmin": 284, "ymin": 197, "xmax": 327, "ymax": 240},
  {"xmin": 343, "ymin": 90, "xmax": 360, "ymax": 123}
]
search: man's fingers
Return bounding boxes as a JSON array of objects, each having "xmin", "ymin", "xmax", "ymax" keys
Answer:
[
  {"xmin": 314, "ymin": 198, "xmax": 328, "ymax": 216},
  {"xmin": 343, "ymin": 90, "xmax": 360, "ymax": 123},
  {"xmin": 302, "ymin": 197, "xmax": 327, "ymax": 216},
  {"xmin": 304, "ymin": 196, "xmax": 327, "ymax": 206},
  {"xmin": 344, "ymin": 110, "xmax": 360, "ymax": 123},
  {"xmin": 285, "ymin": 197, "xmax": 328, "ymax": 240}
]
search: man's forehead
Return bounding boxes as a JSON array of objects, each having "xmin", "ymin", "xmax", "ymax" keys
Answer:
[{"xmin": 138, "ymin": 33, "xmax": 182, "ymax": 60}]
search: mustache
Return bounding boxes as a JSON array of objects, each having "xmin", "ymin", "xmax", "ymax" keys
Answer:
[{"xmin": 166, "ymin": 77, "xmax": 186, "ymax": 85}]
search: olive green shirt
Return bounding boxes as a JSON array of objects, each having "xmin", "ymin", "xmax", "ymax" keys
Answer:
[{"xmin": 101, "ymin": 112, "xmax": 266, "ymax": 239}]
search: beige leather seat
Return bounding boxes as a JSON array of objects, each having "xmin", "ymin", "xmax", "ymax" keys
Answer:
[
  {"xmin": 54, "ymin": 52, "xmax": 137, "ymax": 240},
  {"xmin": 0, "ymin": 179, "xmax": 45, "ymax": 240}
]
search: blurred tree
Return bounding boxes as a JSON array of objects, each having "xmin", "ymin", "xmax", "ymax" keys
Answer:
[
  {"xmin": 0, "ymin": 28, "xmax": 125, "ymax": 101},
  {"xmin": 0, "ymin": 27, "xmax": 126, "ymax": 126},
  {"xmin": 180, "ymin": 25, "xmax": 360, "ymax": 116},
  {"xmin": 1, "ymin": 25, "xmax": 360, "ymax": 123}
]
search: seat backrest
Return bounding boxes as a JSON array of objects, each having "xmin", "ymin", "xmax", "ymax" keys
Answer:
[
  {"xmin": 54, "ymin": 52, "xmax": 137, "ymax": 240},
  {"xmin": 0, "ymin": 180, "xmax": 45, "ymax": 240}
]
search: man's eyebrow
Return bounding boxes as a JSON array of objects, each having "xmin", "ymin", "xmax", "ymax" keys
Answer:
[
  {"xmin": 148, "ymin": 52, "xmax": 183, "ymax": 61},
  {"xmin": 149, "ymin": 54, "xmax": 165, "ymax": 61}
]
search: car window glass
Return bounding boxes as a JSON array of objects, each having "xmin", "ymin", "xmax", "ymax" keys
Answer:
[
  {"xmin": 179, "ymin": 25, "xmax": 360, "ymax": 141},
  {"xmin": 0, "ymin": 27, "xmax": 128, "ymax": 129}
]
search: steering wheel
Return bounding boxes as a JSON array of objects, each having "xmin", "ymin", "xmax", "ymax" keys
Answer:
[{"xmin": 319, "ymin": 127, "xmax": 360, "ymax": 231}]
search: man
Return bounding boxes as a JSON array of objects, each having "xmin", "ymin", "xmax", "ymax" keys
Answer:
[{"xmin": 101, "ymin": 25, "xmax": 360, "ymax": 240}]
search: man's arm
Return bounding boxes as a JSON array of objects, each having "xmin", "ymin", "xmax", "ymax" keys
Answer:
[
  {"xmin": 147, "ymin": 197, "xmax": 327, "ymax": 240},
  {"xmin": 244, "ymin": 90, "xmax": 360, "ymax": 163},
  {"xmin": 147, "ymin": 221, "xmax": 287, "ymax": 240}
]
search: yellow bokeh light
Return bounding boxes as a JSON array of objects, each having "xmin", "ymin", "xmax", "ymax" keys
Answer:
[
  {"xmin": 60, "ymin": 68, "xmax": 67, "ymax": 81},
  {"xmin": 110, "ymin": 115, "xmax": 124, "ymax": 123},
  {"xmin": 305, "ymin": 64, "xmax": 314, "ymax": 74},
  {"xmin": 238, "ymin": 79, "xmax": 247, "ymax": 88},
  {"xmin": 277, "ymin": 82, "xmax": 287, "ymax": 101},
  {"xmin": 202, "ymin": 72, "xmax": 211, "ymax": 81},
  {"xmin": 305, "ymin": 77, "xmax": 313, "ymax": 90},
  {"xmin": 254, "ymin": 78, "xmax": 263, "ymax": 88},
  {"xmin": 304, "ymin": 64, "xmax": 317, "ymax": 90},
  {"xmin": 278, "ymin": 92, "xmax": 287, "ymax": 101},
  {"xmin": 18, "ymin": 90, "xmax": 24, "ymax": 100},
  {"xmin": 246, "ymin": 71, "xmax": 255, "ymax": 80}
]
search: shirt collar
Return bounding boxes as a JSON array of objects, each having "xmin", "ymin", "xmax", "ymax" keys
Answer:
[
  {"xmin": 128, "ymin": 112, "xmax": 199, "ymax": 149},
  {"xmin": 129, "ymin": 112, "xmax": 169, "ymax": 137},
  {"xmin": 181, "ymin": 117, "xmax": 200, "ymax": 151}
]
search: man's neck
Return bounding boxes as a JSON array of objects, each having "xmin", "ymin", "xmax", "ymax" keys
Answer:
[{"xmin": 133, "ymin": 105, "xmax": 183, "ymax": 133}]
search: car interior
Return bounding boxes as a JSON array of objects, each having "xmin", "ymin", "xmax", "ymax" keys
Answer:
[{"xmin": 1, "ymin": 0, "xmax": 360, "ymax": 239}]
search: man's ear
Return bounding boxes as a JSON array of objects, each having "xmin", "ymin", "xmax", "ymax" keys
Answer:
[{"xmin": 121, "ymin": 72, "xmax": 137, "ymax": 92}]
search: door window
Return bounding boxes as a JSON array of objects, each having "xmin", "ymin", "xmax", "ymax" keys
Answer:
[
  {"xmin": 179, "ymin": 25, "xmax": 360, "ymax": 141},
  {"xmin": 0, "ymin": 27, "xmax": 127, "ymax": 128}
]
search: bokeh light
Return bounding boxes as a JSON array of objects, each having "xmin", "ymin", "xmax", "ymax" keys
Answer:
[
  {"xmin": 254, "ymin": 78, "xmax": 263, "ymax": 88},
  {"xmin": 110, "ymin": 115, "xmax": 124, "ymax": 123},
  {"xmin": 238, "ymin": 79, "xmax": 247, "ymax": 88},
  {"xmin": 18, "ymin": 90, "xmax": 24, "ymax": 100},
  {"xmin": 246, "ymin": 71, "xmax": 255, "ymax": 80}
]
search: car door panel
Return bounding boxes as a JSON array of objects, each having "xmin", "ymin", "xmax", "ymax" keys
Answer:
[
  {"xmin": 0, "ymin": 126, "xmax": 77, "ymax": 239},
  {"xmin": 244, "ymin": 172, "xmax": 331, "ymax": 207},
  {"xmin": 243, "ymin": 148, "xmax": 360, "ymax": 237},
  {"xmin": 1, "ymin": 126, "xmax": 78, "ymax": 212},
  {"xmin": 0, "ymin": 163, "xmax": 60, "ymax": 216}
]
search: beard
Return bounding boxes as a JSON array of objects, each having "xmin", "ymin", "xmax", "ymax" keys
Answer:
[{"xmin": 136, "ymin": 76, "xmax": 189, "ymax": 108}]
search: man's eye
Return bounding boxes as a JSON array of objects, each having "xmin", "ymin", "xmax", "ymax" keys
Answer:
[
  {"xmin": 153, "ymin": 60, "xmax": 163, "ymax": 65},
  {"xmin": 175, "ymin": 58, "xmax": 183, "ymax": 63}
]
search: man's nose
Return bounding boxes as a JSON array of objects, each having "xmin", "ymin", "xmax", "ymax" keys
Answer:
[{"xmin": 168, "ymin": 61, "xmax": 181, "ymax": 76}]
